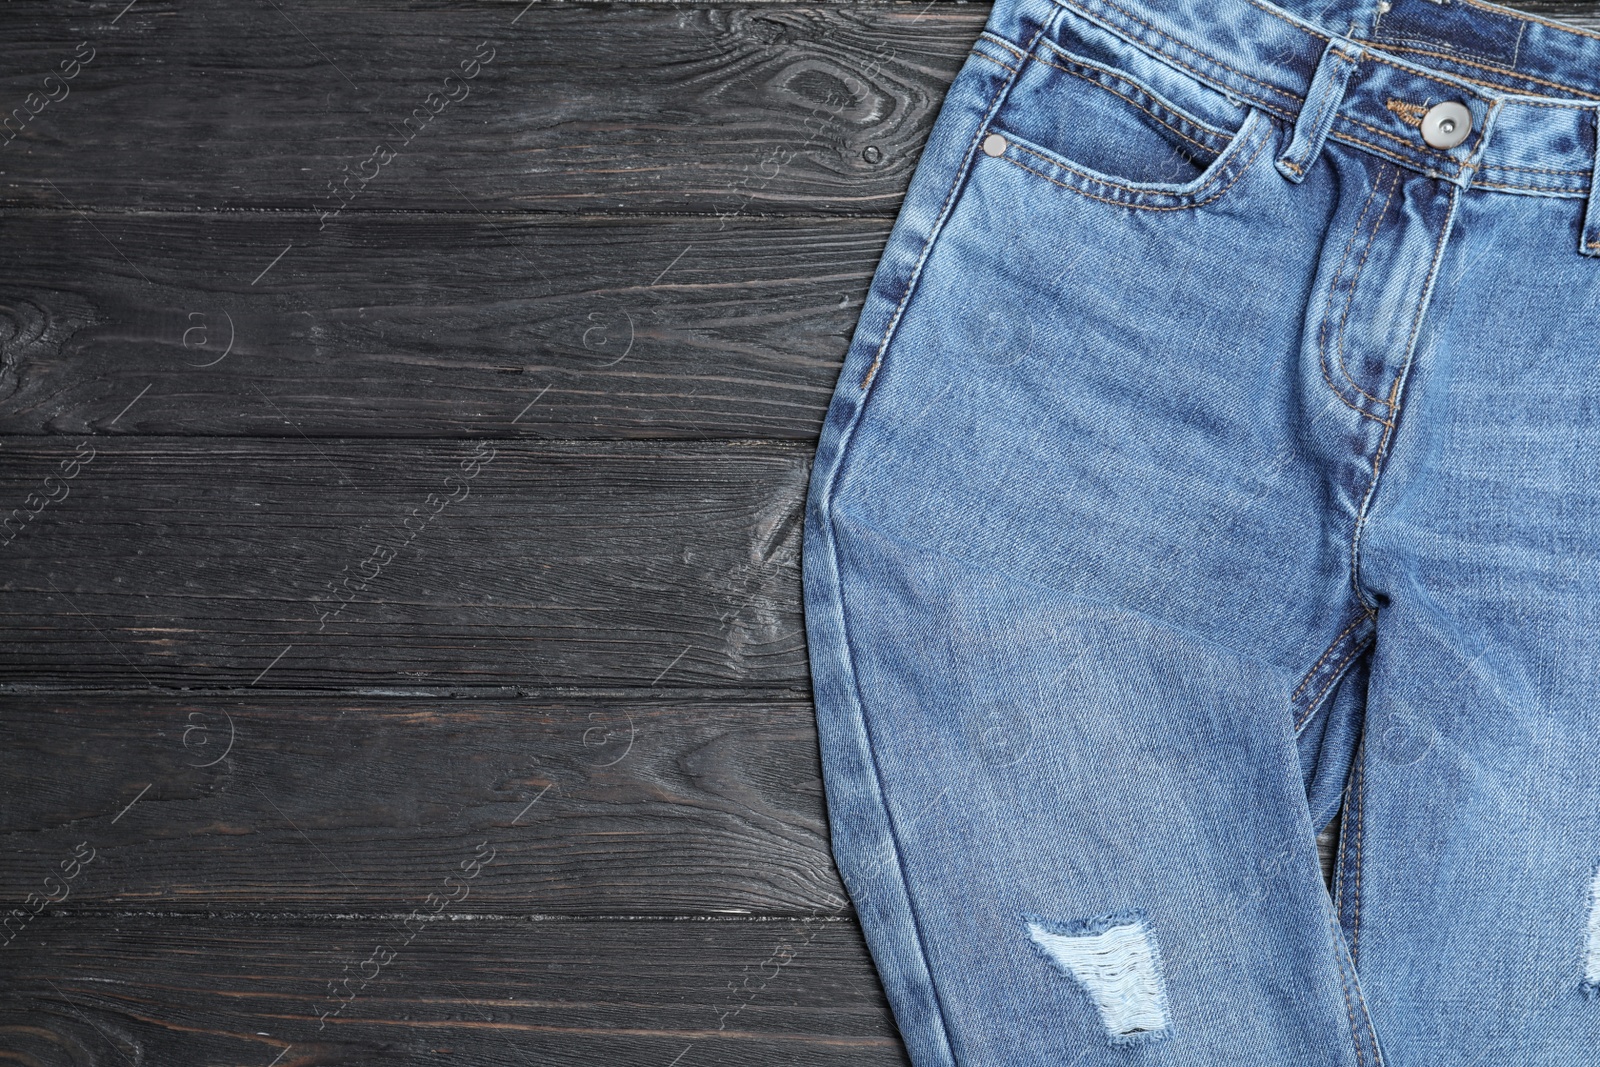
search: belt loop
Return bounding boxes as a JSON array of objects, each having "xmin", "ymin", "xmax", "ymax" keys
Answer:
[
  {"xmin": 1276, "ymin": 39, "xmax": 1363, "ymax": 184},
  {"xmin": 1582, "ymin": 110, "xmax": 1600, "ymax": 257}
]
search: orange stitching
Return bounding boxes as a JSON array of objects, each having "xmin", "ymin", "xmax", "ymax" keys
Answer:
[
  {"xmin": 1061, "ymin": 0, "xmax": 1596, "ymax": 191},
  {"xmin": 1038, "ymin": 38, "xmax": 1240, "ymax": 140},
  {"xmin": 1318, "ymin": 167, "xmax": 1394, "ymax": 421},
  {"xmin": 1030, "ymin": 52, "xmax": 1227, "ymax": 157},
  {"xmin": 979, "ymin": 32, "xmax": 1026, "ymax": 59},
  {"xmin": 970, "ymin": 50, "xmax": 1018, "ymax": 75},
  {"xmin": 1001, "ymin": 119, "xmax": 1246, "ymax": 197},
  {"xmin": 1385, "ymin": 99, "xmax": 1427, "ymax": 128},
  {"xmin": 1324, "ymin": 382, "xmax": 1395, "ymax": 425},
  {"xmin": 1068, "ymin": 0, "xmax": 1294, "ymax": 101},
  {"xmin": 1062, "ymin": 0, "xmax": 1589, "ymax": 192},
  {"xmin": 1318, "ymin": 167, "xmax": 1383, "ymax": 393},
  {"xmin": 1397, "ymin": 66, "xmax": 1563, "ymax": 97},
  {"xmin": 1360, "ymin": 39, "xmax": 1600, "ymax": 100},
  {"xmin": 1335, "ymin": 168, "xmax": 1403, "ymax": 407},
  {"xmin": 1280, "ymin": 156, "xmax": 1304, "ymax": 175},
  {"xmin": 1357, "ymin": 46, "xmax": 1496, "ymax": 95},
  {"xmin": 1332, "ymin": 131, "xmax": 1446, "ymax": 177},
  {"xmin": 992, "ymin": 116, "xmax": 1271, "ymax": 212},
  {"xmin": 1458, "ymin": 0, "xmax": 1600, "ymax": 44},
  {"xmin": 1296, "ymin": 634, "xmax": 1373, "ymax": 731},
  {"xmin": 1348, "ymin": 962, "xmax": 1385, "ymax": 1067},
  {"xmin": 1350, "ymin": 199, "xmax": 1443, "ymax": 610},
  {"xmin": 1339, "ymin": 112, "xmax": 1469, "ymax": 169},
  {"xmin": 1348, "ymin": 377, "xmax": 1402, "ymax": 609},
  {"xmin": 1291, "ymin": 612, "xmax": 1371, "ymax": 703},
  {"xmin": 1344, "ymin": 196, "xmax": 1441, "ymax": 619},
  {"xmin": 861, "ymin": 114, "xmax": 977, "ymax": 390}
]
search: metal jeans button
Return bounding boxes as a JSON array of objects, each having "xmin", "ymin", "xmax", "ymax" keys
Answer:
[
  {"xmin": 1421, "ymin": 101, "xmax": 1472, "ymax": 149},
  {"xmin": 982, "ymin": 133, "xmax": 1008, "ymax": 158}
]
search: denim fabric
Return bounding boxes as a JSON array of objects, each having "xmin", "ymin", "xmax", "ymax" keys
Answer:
[{"xmin": 801, "ymin": 0, "xmax": 1600, "ymax": 1063}]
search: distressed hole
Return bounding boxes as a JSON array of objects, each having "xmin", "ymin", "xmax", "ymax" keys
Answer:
[
  {"xmin": 1583, "ymin": 863, "xmax": 1600, "ymax": 997},
  {"xmin": 1025, "ymin": 911, "xmax": 1172, "ymax": 1046}
]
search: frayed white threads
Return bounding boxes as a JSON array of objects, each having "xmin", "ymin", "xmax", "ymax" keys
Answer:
[{"xmin": 1026, "ymin": 914, "xmax": 1171, "ymax": 1044}]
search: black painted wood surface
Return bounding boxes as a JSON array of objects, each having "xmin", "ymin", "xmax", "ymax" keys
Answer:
[{"xmin": 4, "ymin": 0, "xmax": 1597, "ymax": 1063}]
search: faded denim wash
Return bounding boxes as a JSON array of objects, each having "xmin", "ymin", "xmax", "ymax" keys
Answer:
[{"xmin": 801, "ymin": 0, "xmax": 1600, "ymax": 1063}]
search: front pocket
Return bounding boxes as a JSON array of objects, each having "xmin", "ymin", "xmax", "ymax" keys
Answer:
[{"xmin": 981, "ymin": 25, "xmax": 1277, "ymax": 210}]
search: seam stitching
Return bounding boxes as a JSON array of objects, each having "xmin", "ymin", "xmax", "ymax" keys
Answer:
[
  {"xmin": 980, "ymin": 32, "xmax": 1028, "ymax": 59},
  {"xmin": 971, "ymin": 50, "xmax": 1019, "ymax": 75},
  {"xmin": 1370, "ymin": 31, "xmax": 1518, "ymax": 70},
  {"xmin": 828, "ymin": 515, "xmax": 966, "ymax": 1067},
  {"xmin": 1335, "ymin": 167, "xmax": 1404, "ymax": 407},
  {"xmin": 1338, "ymin": 112, "xmax": 1468, "ymax": 170},
  {"xmin": 1038, "ymin": 35, "xmax": 1241, "ymax": 140},
  {"xmin": 992, "ymin": 110, "xmax": 1267, "ymax": 212},
  {"xmin": 1359, "ymin": 39, "xmax": 1600, "ymax": 99},
  {"xmin": 1295, "ymin": 632, "xmax": 1375, "ymax": 732},
  {"xmin": 1030, "ymin": 50, "xmax": 1231, "ymax": 155},
  {"xmin": 1061, "ymin": 0, "xmax": 1590, "ymax": 191},
  {"xmin": 993, "ymin": 121, "xmax": 1269, "ymax": 210},
  {"xmin": 1067, "ymin": 0, "xmax": 1297, "ymax": 102},
  {"xmin": 1289, "ymin": 613, "xmax": 1370, "ymax": 703},
  {"xmin": 1000, "ymin": 123, "xmax": 1238, "ymax": 199},
  {"xmin": 1348, "ymin": 184, "xmax": 1454, "ymax": 614},
  {"xmin": 1317, "ymin": 165, "xmax": 1394, "ymax": 424}
]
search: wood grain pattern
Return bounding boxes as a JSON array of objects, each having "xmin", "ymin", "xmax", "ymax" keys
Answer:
[
  {"xmin": 0, "ymin": 438, "xmax": 809, "ymax": 689},
  {"xmin": 0, "ymin": 694, "xmax": 846, "ymax": 914},
  {"xmin": 0, "ymin": 916, "xmax": 907, "ymax": 1067},
  {"xmin": 0, "ymin": 213, "xmax": 880, "ymax": 439},
  {"xmin": 0, "ymin": 2, "xmax": 983, "ymax": 214},
  {"xmin": 8, "ymin": 0, "xmax": 1593, "ymax": 1061}
]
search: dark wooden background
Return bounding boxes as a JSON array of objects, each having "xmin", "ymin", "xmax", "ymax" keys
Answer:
[{"xmin": 0, "ymin": 1, "xmax": 1593, "ymax": 1064}]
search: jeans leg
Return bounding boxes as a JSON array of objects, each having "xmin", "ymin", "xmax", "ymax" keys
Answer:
[
  {"xmin": 802, "ymin": 19, "xmax": 1388, "ymax": 1064},
  {"xmin": 1338, "ymin": 184, "xmax": 1600, "ymax": 1067}
]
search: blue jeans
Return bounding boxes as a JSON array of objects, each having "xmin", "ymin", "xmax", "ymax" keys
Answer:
[{"xmin": 801, "ymin": 0, "xmax": 1600, "ymax": 1062}]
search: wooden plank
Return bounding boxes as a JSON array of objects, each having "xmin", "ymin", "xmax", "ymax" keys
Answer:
[
  {"xmin": 0, "ymin": 212, "xmax": 878, "ymax": 439},
  {"xmin": 0, "ymin": 693, "xmax": 848, "ymax": 914},
  {"xmin": 0, "ymin": 915, "xmax": 907, "ymax": 1066},
  {"xmin": 0, "ymin": 2, "xmax": 984, "ymax": 214},
  {"xmin": 0, "ymin": 438, "xmax": 809, "ymax": 688}
]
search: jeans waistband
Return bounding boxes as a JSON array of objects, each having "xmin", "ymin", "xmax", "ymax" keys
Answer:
[{"xmin": 1012, "ymin": 0, "xmax": 1600, "ymax": 197}]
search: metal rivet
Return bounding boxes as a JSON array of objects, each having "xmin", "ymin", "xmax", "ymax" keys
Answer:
[
  {"xmin": 982, "ymin": 133, "xmax": 1008, "ymax": 158},
  {"xmin": 1420, "ymin": 100, "xmax": 1472, "ymax": 149}
]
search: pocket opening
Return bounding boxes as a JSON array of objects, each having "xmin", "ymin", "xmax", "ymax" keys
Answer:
[
  {"xmin": 984, "ymin": 106, "xmax": 1274, "ymax": 210},
  {"xmin": 1036, "ymin": 39, "xmax": 1237, "ymax": 169},
  {"xmin": 981, "ymin": 16, "xmax": 1269, "ymax": 206}
]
